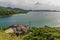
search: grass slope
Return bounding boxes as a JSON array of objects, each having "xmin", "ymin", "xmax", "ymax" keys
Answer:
[{"xmin": 0, "ymin": 27, "xmax": 60, "ymax": 40}]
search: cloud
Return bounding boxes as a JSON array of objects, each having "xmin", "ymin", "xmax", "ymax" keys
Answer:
[{"xmin": 0, "ymin": 0, "xmax": 60, "ymax": 10}]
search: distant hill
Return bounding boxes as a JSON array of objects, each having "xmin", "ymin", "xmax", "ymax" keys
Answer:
[
  {"xmin": 0, "ymin": 6, "xmax": 28, "ymax": 16},
  {"xmin": 29, "ymin": 10, "xmax": 60, "ymax": 12}
]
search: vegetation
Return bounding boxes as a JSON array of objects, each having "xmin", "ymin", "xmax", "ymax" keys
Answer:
[
  {"xmin": 0, "ymin": 26, "xmax": 60, "ymax": 40},
  {"xmin": 0, "ymin": 6, "xmax": 28, "ymax": 16}
]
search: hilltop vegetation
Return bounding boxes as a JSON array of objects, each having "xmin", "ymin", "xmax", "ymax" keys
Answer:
[
  {"xmin": 0, "ymin": 26, "xmax": 60, "ymax": 40},
  {"xmin": 0, "ymin": 6, "xmax": 28, "ymax": 16},
  {"xmin": 23, "ymin": 27, "xmax": 60, "ymax": 40}
]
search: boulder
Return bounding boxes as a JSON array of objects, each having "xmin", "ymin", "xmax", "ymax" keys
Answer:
[{"xmin": 5, "ymin": 24, "xmax": 29, "ymax": 34}]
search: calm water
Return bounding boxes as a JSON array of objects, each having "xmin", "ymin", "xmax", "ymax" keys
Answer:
[{"xmin": 0, "ymin": 12, "xmax": 60, "ymax": 28}]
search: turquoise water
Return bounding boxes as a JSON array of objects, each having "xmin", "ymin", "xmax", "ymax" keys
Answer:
[{"xmin": 0, "ymin": 12, "xmax": 60, "ymax": 27}]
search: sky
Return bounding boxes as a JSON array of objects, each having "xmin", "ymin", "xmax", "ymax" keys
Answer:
[{"xmin": 0, "ymin": 0, "xmax": 60, "ymax": 10}]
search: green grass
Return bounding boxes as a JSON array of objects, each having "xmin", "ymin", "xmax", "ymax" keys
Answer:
[{"xmin": 1, "ymin": 27, "xmax": 60, "ymax": 40}]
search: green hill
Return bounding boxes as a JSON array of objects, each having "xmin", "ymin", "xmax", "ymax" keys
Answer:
[{"xmin": 0, "ymin": 6, "xmax": 28, "ymax": 16}]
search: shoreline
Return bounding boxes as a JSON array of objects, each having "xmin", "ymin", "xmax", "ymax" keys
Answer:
[{"xmin": 0, "ymin": 12, "xmax": 28, "ymax": 17}]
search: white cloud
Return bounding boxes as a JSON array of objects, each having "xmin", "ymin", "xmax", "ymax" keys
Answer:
[{"xmin": 0, "ymin": 0, "xmax": 60, "ymax": 10}]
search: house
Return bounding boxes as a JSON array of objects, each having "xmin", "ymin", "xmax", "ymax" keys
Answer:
[{"xmin": 5, "ymin": 24, "xmax": 29, "ymax": 34}]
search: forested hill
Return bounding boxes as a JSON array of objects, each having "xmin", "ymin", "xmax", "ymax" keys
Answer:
[{"xmin": 0, "ymin": 6, "xmax": 28, "ymax": 16}]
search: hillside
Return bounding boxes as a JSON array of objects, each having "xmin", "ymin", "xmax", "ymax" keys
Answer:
[
  {"xmin": 0, "ymin": 6, "xmax": 28, "ymax": 16},
  {"xmin": 0, "ymin": 27, "xmax": 60, "ymax": 40}
]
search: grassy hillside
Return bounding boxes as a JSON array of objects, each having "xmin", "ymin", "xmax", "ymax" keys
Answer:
[
  {"xmin": 0, "ymin": 27, "xmax": 60, "ymax": 40},
  {"xmin": 23, "ymin": 27, "xmax": 60, "ymax": 40},
  {"xmin": 0, "ymin": 6, "xmax": 28, "ymax": 16}
]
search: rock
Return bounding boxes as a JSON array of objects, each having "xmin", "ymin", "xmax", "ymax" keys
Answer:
[
  {"xmin": 5, "ymin": 24, "xmax": 29, "ymax": 34},
  {"xmin": 5, "ymin": 28, "xmax": 14, "ymax": 33}
]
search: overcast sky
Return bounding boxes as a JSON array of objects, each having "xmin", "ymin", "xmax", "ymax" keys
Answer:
[{"xmin": 0, "ymin": 0, "xmax": 60, "ymax": 10}]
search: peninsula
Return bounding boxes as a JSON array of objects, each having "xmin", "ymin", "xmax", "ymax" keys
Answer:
[{"xmin": 0, "ymin": 6, "xmax": 28, "ymax": 16}]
